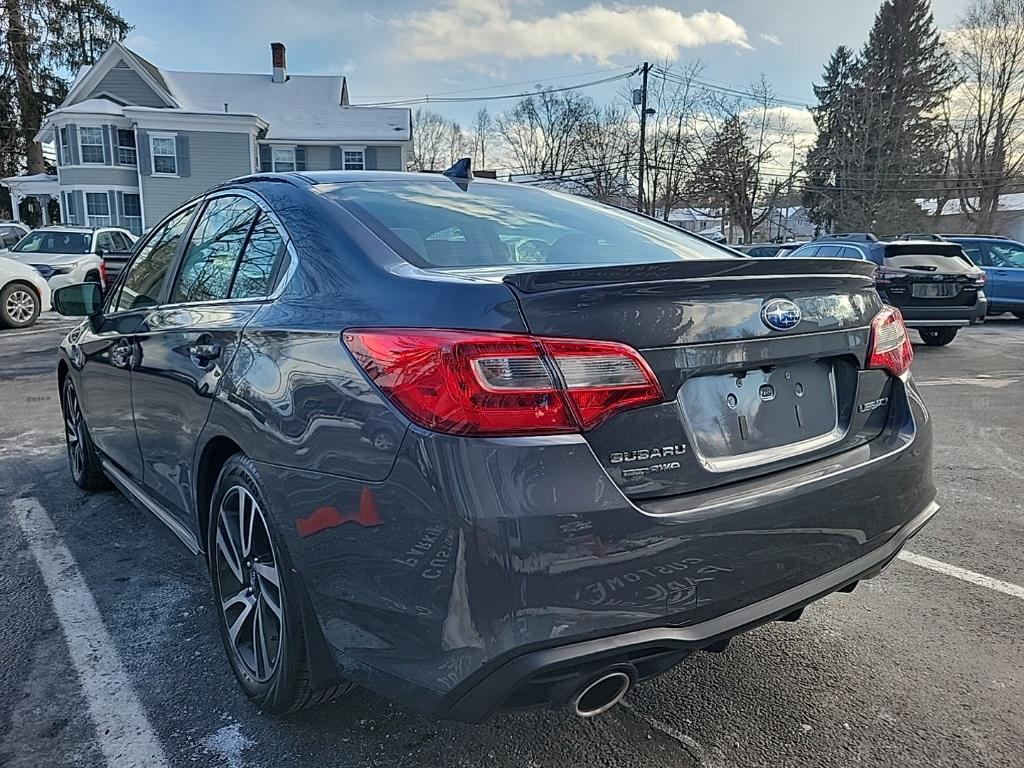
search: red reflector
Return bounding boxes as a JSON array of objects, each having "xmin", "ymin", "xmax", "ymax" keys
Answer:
[
  {"xmin": 867, "ymin": 306, "xmax": 913, "ymax": 377},
  {"xmin": 343, "ymin": 329, "xmax": 662, "ymax": 436}
]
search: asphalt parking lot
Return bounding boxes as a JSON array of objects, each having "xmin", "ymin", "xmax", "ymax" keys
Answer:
[{"xmin": 1, "ymin": 314, "xmax": 1022, "ymax": 768}]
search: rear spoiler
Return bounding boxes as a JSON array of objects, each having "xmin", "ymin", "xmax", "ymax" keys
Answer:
[{"xmin": 502, "ymin": 258, "xmax": 877, "ymax": 294}]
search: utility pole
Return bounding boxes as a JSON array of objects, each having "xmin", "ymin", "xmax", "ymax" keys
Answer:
[{"xmin": 636, "ymin": 62, "xmax": 650, "ymax": 213}]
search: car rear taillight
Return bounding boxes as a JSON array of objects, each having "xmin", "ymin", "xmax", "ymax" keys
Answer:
[
  {"xmin": 342, "ymin": 329, "xmax": 663, "ymax": 436},
  {"xmin": 874, "ymin": 267, "xmax": 905, "ymax": 288},
  {"xmin": 975, "ymin": 270, "xmax": 986, "ymax": 287},
  {"xmin": 867, "ymin": 306, "xmax": 913, "ymax": 378}
]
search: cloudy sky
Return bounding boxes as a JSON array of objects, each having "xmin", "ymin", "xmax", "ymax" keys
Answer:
[{"xmin": 116, "ymin": 0, "xmax": 965, "ymax": 126}]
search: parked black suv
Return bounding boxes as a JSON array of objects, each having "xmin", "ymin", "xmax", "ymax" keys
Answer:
[{"xmin": 787, "ymin": 234, "xmax": 987, "ymax": 346}]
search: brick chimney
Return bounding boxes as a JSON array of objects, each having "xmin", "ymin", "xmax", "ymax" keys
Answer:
[{"xmin": 271, "ymin": 42, "xmax": 287, "ymax": 83}]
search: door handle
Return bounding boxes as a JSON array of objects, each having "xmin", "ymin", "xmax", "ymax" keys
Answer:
[{"xmin": 188, "ymin": 342, "xmax": 222, "ymax": 364}]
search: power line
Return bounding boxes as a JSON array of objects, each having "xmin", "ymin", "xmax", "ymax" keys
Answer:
[
  {"xmin": 358, "ymin": 66, "xmax": 631, "ymax": 103},
  {"xmin": 651, "ymin": 67, "xmax": 810, "ymax": 108},
  {"xmin": 357, "ymin": 69, "xmax": 637, "ymax": 107}
]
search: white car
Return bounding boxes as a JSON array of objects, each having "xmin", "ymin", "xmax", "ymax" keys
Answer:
[
  {"xmin": 0, "ymin": 222, "xmax": 31, "ymax": 250},
  {"xmin": 3, "ymin": 226, "xmax": 136, "ymax": 291},
  {"xmin": 0, "ymin": 255, "xmax": 51, "ymax": 328}
]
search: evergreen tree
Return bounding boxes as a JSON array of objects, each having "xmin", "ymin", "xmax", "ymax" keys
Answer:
[
  {"xmin": 1, "ymin": 0, "xmax": 130, "ymax": 179},
  {"xmin": 803, "ymin": 46, "xmax": 857, "ymax": 231},
  {"xmin": 803, "ymin": 0, "xmax": 954, "ymax": 233}
]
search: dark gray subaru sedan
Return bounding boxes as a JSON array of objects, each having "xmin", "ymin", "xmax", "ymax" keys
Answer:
[{"xmin": 52, "ymin": 170, "xmax": 936, "ymax": 721}]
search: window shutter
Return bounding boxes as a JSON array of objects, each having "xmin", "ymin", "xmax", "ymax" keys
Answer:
[
  {"xmin": 259, "ymin": 145, "xmax": 272, "ymax": 172},
  {"xmin": 295, "ymin": 146, "xmax": 306, "ymax": 171},
  {"xmin": 137, "ymin": 129, "xmax": 151, "ymax": 176},
  {"xmin": 102, "ymin": 126, "xmax": 113, "ymax": 165},
  {"xmin": 364, "ymin": 147, "xmax": 377, "ymax": 170},
  {"xmin": 108, "ymin": 191, "xmax": 118, "ymax": 224},
  {"xmin": 68, "ymin": 124, "xmax": 80, "ymax": 165},
  {"xmin": 109, "ymin": 126, "xmax": 120, "ymax": 165},
  {"xmin": 74, "ymin": 191, "xmax": 85, "ymax": 224},
  {"xmin": 330, "ymin": 146, "xmax": 342, "ymax": 170},
  {"xmin": 116, "ymin": 191, "xmax": 125, "ymax": 220},
  {"xmin": 176, "ymin": 135, "xmax": 190, "ymax": 176}
]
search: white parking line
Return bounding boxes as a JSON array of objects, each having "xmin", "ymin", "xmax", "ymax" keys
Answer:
[
  {"xmin": 13, "ymin": 497, "xmax": 170, "ymax": 768},
  {"xmin": 899, "ymin": 550, "xmax": 1024, "ymax": 600}
]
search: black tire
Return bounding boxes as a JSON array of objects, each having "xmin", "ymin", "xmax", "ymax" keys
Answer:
[
  {"xmin": 208, "ymin": 454, "xmax": 351, "ymax": 714},
  {"xmin": 0, "ymin": 282, "xmax": 41, "ymax": 329},
  {"xmin": 918, "ymin": 327, "xmax": 959, "ymax": 346},
  {"xmin": 61, "ymin": 377, "xmax": 110, "ymax": 491}
]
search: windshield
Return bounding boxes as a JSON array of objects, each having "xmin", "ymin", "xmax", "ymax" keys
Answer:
[
  {"xmin": 13, "ymin": 231, "xmax": 91, "ymax": 255},
  {"xmin": 325, "ymin": 180, "xmax": 735, "ymax": 269}
]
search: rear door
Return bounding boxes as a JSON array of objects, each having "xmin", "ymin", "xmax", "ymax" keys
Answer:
[
  {"xmin": 130, "ymin": 193, "xmax": 282, "ymax": 522},
  {"xmin": 985, "ymin": 241, "xmax": 1024, "ymax": 308}
]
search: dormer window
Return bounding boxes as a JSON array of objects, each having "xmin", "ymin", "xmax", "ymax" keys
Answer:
[{"xmin": 80, "ymin": 127, "xmax": 105, "ymax": 164}]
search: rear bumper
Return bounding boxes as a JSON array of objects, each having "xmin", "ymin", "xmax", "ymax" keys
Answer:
[
  {"xmin": 891, "ymin": 293, "xmax": 987, "ymax": 326},
  {"xmin": 441, "ymin": 499, "xmax": 937, "ymax": 722},
  {"xmin": 254, "ymin": 375, "xmax": 936, "ymax": 720}
]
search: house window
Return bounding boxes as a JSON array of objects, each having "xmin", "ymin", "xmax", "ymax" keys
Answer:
[
  {"xmin": 86, "ymin": 192, "xmax": 111, "ymax": 227},
  {"xmin": 123, "ymin": 193, "xmax": 143, "ymax": 235},
  {"xmin": 63, "ymin": 192, "xmax": 77, "ymax": 224},
  {"xmin": 117, "ymin": 129, "xmax": 137, "ymax": 166},
  {"xmin": 59, "ymin": 127, "xmax": 72, "ymax": 165},
  {"xmin": 272, "ymin": 147, "xmax": 296, "ymax": 172},
  {"xmin": 80, "ymin": 127, "xmax": 105, "ymax": 164},
  {"xmin": 150, "ymin": 134, "xmax": 178, "ymax": 175},
  {"xmin": 343, "ymin": 149, "xmax": 365, "ymax": 170}
]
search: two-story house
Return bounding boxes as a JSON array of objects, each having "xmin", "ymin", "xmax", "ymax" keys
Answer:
[{"xmin": 33, "ymin": 41, "xmax": 412, "ymax": 233}]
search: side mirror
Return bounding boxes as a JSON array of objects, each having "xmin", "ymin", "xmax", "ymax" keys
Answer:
[
  {"xmin": 52, "ymin": 282, "xmax": 104, "ymax": 317},
  {"xmin": 95, "ymin": 247, "xmax": 106, "ymax": 257}
]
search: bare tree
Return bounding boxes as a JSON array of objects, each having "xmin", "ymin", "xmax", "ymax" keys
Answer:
[
  {"xmin": 410, "ymin": 108, "xmax": 468, "ymax": 171},
  {"xmin": 635, "ymin": 61, "xmax": 708, "ymax": 218},
  {"xmin": 945, "ymin": 0, "xmax": 1024, "ymax": 232},
  {"xmin": 690, "ymin": 79, "xmax": 800, "ymax": 243},
  {"xmin": 574, "ymin": 104, "xmax": 635, "ymax": 203},
  {"xmin": 469, "ymin": 108, "xmax": 495, "ymax": 169},
  {"xmin": 496, "ymin": 87, "xmax": 593, "ymax": 175}
]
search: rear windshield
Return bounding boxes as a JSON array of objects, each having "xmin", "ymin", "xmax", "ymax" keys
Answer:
[
  {"xmin": 325, "ymin": 180, "xmax": 734, "ymax": 268},
  {"xmin": 12, "ymin": 231, "xmax": 91, "ymax": 254},
  {"xmin": 882, "ymin": 243, "xmax": 974, "ymax": 270}
]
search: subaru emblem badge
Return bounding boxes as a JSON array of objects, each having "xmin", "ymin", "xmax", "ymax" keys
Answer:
[{"xmin": 761, "ymin": 298, "xmax": 802, "ymax": 331}]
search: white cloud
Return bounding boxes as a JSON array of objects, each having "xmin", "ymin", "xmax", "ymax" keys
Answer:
[
  {"xmin": 759, "ymin": 32, "xmax": 784, "ymax": 46},
  {"xmin": 393, "ymin": 0, "xmax": 752, "ymax": 62}
]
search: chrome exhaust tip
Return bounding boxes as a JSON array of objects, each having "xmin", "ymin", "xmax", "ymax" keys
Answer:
[{"xmin": 571, "ymin": 670, "xmax": 632, "ymax": 718}]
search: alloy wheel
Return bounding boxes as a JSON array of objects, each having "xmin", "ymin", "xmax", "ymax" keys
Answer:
[
  {"xmin": 215, "ymin": 484, "xmax": 284, "ymax": 683},
  {"xmin": 62, "ymin": 380, "xmax": 85, "ymax": 481},
  {"xmin": 5, "ymin": 289, "xmax": 35, "ymax": 324}
]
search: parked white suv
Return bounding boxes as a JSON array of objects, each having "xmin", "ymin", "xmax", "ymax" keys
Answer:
[
  {"xmin": 3, "ymin": 226, "xmax": 136, "ymax": 291},
  {"xmin": 0, "ymin": 222, "xmax": 31, "ymax": 250},
  {"xmin": 0, "ymin": 255, "xmax": 51, "ymax": 328}
]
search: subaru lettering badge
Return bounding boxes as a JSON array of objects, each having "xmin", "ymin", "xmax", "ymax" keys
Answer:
[{"xmin": 761, "ymin": 298, "xmax": 802, "ymax": 331}]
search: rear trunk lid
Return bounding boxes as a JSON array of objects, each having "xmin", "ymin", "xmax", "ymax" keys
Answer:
[
  {"xmin": 878, "ymin": 242, "xmax": 982, "ymax": 310},
  {"xmin": 503, "ymin": 258, "xmax": 892, "ymax": 499}
]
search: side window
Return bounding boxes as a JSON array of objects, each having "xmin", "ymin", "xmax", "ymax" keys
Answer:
[
  {"xmin": 230, "ymin": 214, "xmax": 286, "ymax": 299},
  {"xmin": 112, "ymin": 206, "xmax": 195, "ymax": 313},
  {"xmin": 111, "ymin": 232, "xmax": 132, "ymax": 252},
  {"xmin": 988, "ymin": 243, "xmax": 1024, "ymax": 268},
  {"xmin": 793, "ymin": 246, "xmax": 818, "ymax": 257},
  {"xmin": 96, "ymin": 232, "xmax": 117, "ymax": 253},
  {"xmin": 959, "ymin": 243, "xmax": 987, "ymax": 266},
  {"xmin": 815, "ymin": 245, "xmax": 841, "ymax": 257},
  {"xmin": 170, "ymin": 196, "xmax": 259, "ymax": 304}
]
